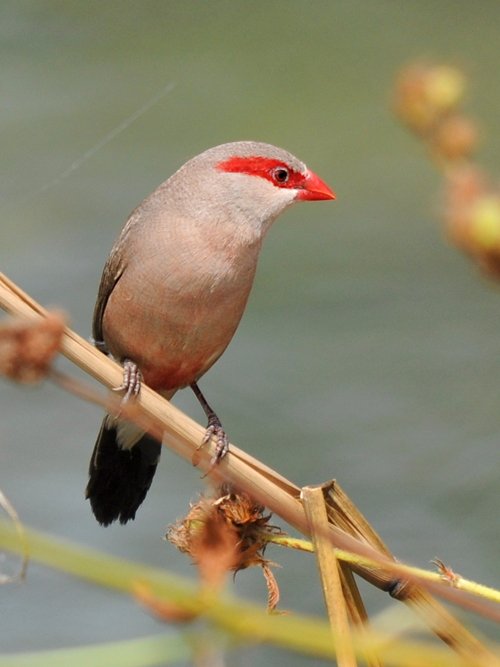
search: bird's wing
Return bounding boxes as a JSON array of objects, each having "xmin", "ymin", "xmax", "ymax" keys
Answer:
[{"xmin": 92, "ymin": 244, "xmax": 125, "ymax": 350}]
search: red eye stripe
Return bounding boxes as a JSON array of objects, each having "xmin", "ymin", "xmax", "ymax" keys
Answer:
[{"xmin": 217, "ymin": 156, "xmax": 305, "ymax": 189}]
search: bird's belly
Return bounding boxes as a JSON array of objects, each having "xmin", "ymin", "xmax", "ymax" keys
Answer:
[{"xmin": 102, "ymin": 273, "xmax": 251, "ymax": 391}]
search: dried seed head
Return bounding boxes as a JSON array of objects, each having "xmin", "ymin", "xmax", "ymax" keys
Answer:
[
  {"xmin": 431, "ymin": 115, "xmax": 479, "ymax": 162},
  {"xmin": 425, "ymin": 66, "xmax": 465, "ymax": 115},
  {"xmin": 167, "ymin": 486, "xmax": 283, "ymax": 610},
  {"xmin": 395, "ymin": 64, "xmax": 465, "ymax": 135},
  {"xmin": 0, "ymin": 312, "xmax": 66, "ymax": 383},
  {"xmin": 133, "ymin": 582, "xmax": 198, "ymax": 624},
  {"xmin": 443, "ymin": 167, "xmax": 500, "ymax": 278}
]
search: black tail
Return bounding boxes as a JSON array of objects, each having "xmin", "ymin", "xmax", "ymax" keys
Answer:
[{"xmin": 86, "ymin": 419, "xmax": 161, "ymax": 526}]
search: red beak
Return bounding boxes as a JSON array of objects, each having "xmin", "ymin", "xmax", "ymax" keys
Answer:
[{"xmin": 297, "ymin": 169, "xmax": 336, "ymax": 201}]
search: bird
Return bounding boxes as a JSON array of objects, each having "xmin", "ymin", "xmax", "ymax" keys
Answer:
[{"xmin": 86, "ymin": 141, "xmax": 335, "ymax": 525}]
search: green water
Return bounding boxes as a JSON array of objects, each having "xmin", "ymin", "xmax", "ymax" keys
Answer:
[{"xmin": 1, "ymin": 2, "xmax": 499, "ymax": 663}]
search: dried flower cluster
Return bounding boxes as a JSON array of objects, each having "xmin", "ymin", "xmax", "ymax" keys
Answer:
[
  {"xmin": 0, "ymin": 312, "xmax": 66, "ymax": 383},
  {"xmin": 167, "ymin": 486, "xmax": 282, "ymax": 611},
  {"xmin": 394, "ymin": 63, "xmax": 478, "ymax": 162},
  {"xmin": 395, "ymin": 62, "xmax": 500, "ymax": 278},
  {"xmin": 444, "ymin": 165, "xmax": 500, "ymax": 278}
]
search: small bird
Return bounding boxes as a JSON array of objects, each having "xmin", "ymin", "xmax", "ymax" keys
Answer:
[{"xmin": 86, "ymin": 141, "xmax": 335, "ymax": 525}]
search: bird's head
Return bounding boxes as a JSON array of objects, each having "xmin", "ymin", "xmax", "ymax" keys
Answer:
[{"xmin": 169, "ymin": 141, "xmax": 335, "ymax": 241}]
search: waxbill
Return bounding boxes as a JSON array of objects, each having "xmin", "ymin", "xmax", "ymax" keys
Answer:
[{"xmin": 86, "ymin": 141, "xmax": 335, "ymax": 525}]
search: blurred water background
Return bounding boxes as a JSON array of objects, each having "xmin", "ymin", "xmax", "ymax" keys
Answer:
[{"xmin": 1, "ymin": 1, "xmax": 499, "ymax": 663}]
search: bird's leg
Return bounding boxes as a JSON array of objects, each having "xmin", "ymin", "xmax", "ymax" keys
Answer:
[
  {"xmin": 92, "ymin": 340, "xmax": 141, "ymax": 404},
  {"xmin": 112, "ymin": 359, "xmax": 143, "ymax": 402},
  {"xmin": 190, "ymin": 382, "xmax": 229, "ymax": 464}
]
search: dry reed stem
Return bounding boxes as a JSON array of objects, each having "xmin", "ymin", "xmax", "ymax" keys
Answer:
[
  {"xmin": 322, "ymin": 482, "xmax": 500, "ymax": 665},
  {"xmin": 0, "ymin": 272, "xmax": 498, "ymax": 665},
  {"xmin": 306, "ymin": 482, "xmax": 383, "ymax": 667},
  {"xmin": 265, "ymin": 534, "xmax": 500, "ymax": 607},
  {"xmin": 303, "ymin": 485, "xmax": 357, "ymax": 667},
  {"xmin": 337, "ymin": 565, "xmax": 384, "ymax": 667}
]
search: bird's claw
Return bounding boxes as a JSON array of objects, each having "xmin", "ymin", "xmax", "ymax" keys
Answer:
[
  {"xmin": 202, "ymin": 416, "xmax": 229, "ymax": 466},
  {"xmin": 112, "ymin": 360, "xmax": 142, "ymax": 403},
  {"xmin": 190, "ymin": 382, "xmax": 229, "ymax": 468}
]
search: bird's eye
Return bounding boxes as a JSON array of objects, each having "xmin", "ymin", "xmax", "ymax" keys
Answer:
[{"xmin": 271, "ymin": 167, "xmax": 290, "ymax": 184}]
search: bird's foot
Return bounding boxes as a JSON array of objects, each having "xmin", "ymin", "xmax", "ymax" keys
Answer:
[
  {"xmin": 112, "ymin": 359, "xmax": 142, "ymax": 402},
  {"xmin": 190, "ymin": 381, "xmax": 230, "ymax": 467},
  {"xmin": 202, "ymin": 414, "xmax": 230, "ymax": 465}
]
